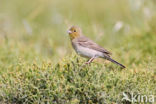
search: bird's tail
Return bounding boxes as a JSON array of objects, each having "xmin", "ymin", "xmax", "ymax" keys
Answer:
[{"xmin": 106, "ymin": 57, "xmax": 126, "ymax": 68}]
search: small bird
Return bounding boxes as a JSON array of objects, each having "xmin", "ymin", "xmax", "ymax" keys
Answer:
[{"xmin": 67, "ymin": 26, "xmax": 125, "ymax": 68}]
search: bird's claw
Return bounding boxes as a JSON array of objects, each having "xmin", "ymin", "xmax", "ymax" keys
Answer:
[{"xmin": 85, "ymin": 62, "xmax": 90, "ymax": 64}]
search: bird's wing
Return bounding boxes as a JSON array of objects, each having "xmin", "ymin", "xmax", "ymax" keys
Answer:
[{"xmin": 77, "ymin": 36, "xmax": 112, "ymax": 55}]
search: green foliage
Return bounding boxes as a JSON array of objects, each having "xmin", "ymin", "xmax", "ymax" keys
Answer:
[
  {"xmin": 0, "ymin": 55, "xmax": 155, "ymax": 104},
  {"xmin": 0, "ymin": 0, "xmax": 156, "ymax": 103}
]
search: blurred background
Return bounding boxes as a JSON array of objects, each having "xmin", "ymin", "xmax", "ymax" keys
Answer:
[
  {"xmin": 0, "ymin": 1, "xmax": 156, "ymax": 103},
  {"xmin": 0, "ymin": 0, "xmax": 156, "ymax": 64}
]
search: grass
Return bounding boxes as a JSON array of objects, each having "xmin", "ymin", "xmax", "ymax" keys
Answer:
[{"xmin": 0, "ymin": 0, "xmax": 156, "ymax": 103}]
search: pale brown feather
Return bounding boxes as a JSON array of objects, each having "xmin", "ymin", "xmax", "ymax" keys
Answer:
[{"xmin": 76, "ymin": 36, "xmax": 112, "ymax": 56}]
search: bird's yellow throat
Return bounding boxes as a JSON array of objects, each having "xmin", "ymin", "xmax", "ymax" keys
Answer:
[{"xmin": 69, "ymin": 33, "xmax": 80, "ymax": 40}]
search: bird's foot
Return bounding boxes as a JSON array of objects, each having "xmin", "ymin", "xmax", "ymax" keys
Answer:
[{"xmin": 85, "ymin": 62, "xmax": 90, "ymax": 64}]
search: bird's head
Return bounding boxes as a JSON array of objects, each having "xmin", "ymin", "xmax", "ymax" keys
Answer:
[{"xmin": 67, "ymin": 26, "xmax": 82, "ymax": 40}]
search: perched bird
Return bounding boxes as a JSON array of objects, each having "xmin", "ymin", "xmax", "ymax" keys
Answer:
[{"xmin": 67, "ymin": 26, "xmax": 125, "ymax": 68}]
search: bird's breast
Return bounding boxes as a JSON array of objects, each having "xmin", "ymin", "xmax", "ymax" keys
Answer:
[{"xmin": 72, "ymin": 42, "xmax": 104, "ymax": 58}]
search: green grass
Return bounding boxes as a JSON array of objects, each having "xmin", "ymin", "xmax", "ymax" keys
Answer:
[{"xmin": 0, "ymin": 0, "xmax": 156, "ymax": 103}]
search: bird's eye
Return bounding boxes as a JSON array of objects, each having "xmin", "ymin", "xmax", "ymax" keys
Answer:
[{"xmin": 74, "ymin": 30, "xmax": 76, "ymax": 32}]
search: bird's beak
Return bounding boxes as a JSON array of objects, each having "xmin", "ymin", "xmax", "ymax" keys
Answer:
[{"xmin": 67, "ymin": 30, "xmax": 72, "ymax": 34}]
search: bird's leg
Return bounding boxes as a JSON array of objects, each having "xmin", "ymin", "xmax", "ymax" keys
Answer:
[{"xmin": 85, "ymin": 57, "xmax": 95, "ymax": 64}]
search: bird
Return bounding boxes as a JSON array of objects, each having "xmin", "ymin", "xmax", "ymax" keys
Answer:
[{"xmin": 67, "ymin": 25, "xmax": 125, "ymax": 68}]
